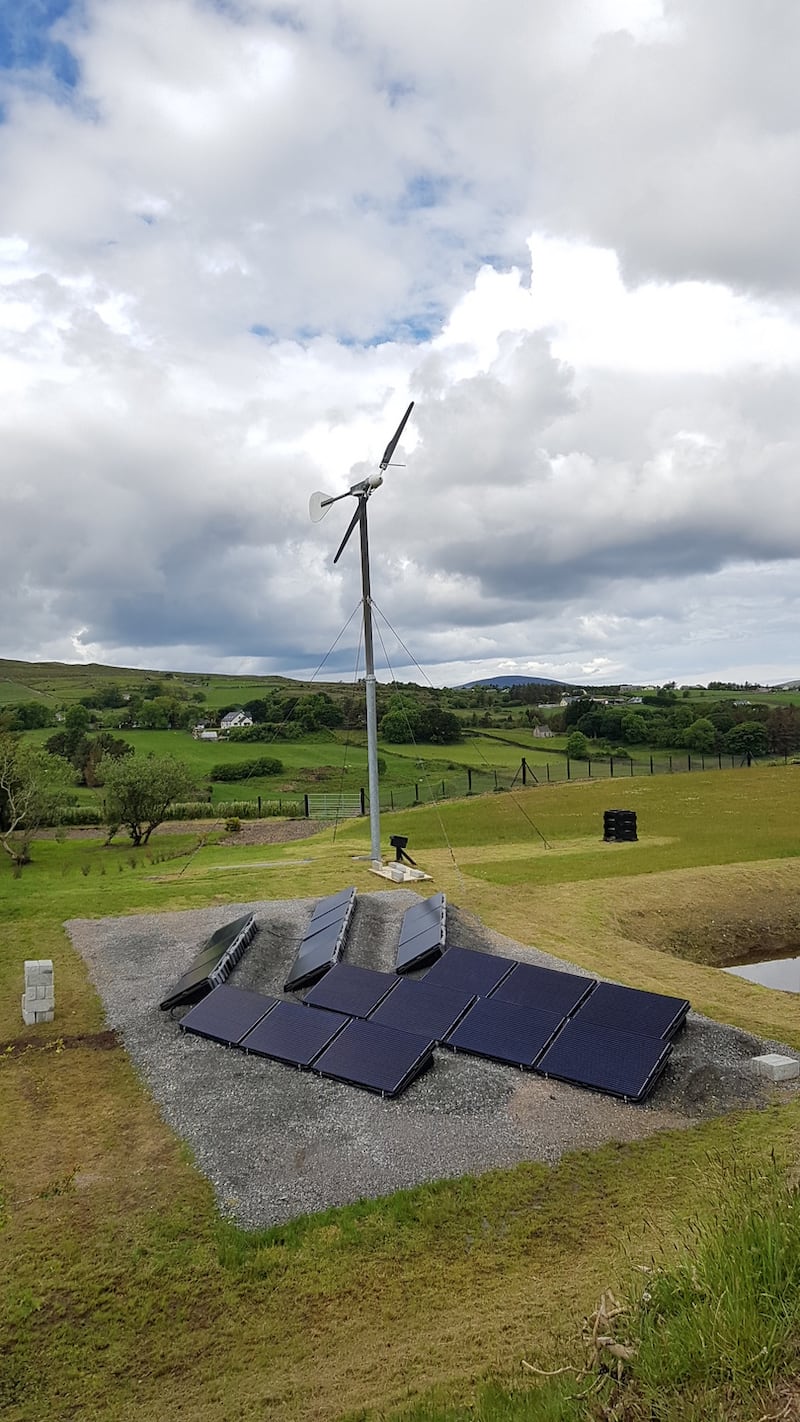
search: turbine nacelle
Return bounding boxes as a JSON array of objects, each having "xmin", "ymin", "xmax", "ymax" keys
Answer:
[{"xmin": 308, "ymin": 401, "xmax": 413, "ymax": 558}]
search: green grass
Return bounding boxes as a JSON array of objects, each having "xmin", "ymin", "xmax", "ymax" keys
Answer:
[
  {"xmin": 3, "ymin": 767, "xmax": 800, "ymax": 1419},
  {"xmin": 393, "ymin": 1151, "xmax": 800, "ymax": 1421}
]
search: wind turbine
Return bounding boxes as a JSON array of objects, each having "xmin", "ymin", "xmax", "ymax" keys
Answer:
[{"xmin": 310, "ymin": 401, "xmax": 415, "ymax": 867}]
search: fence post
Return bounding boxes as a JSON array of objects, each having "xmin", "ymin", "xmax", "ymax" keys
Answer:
[
  {"xmin": 669, "ymin": 756, "xmax": 673, "ymax": 773},
  {"xmin": 467, "ymin": 768, "xmax": 472, "ymax": 793},
  {"xmin": 566, "ymin": 757, "xmax": 571, "ymax": 780},
  {"xmin": 304, "ymin": 793, "xmax": 310, "ymax": 818},
  {"xmin": 521, "ymin": 757, "xmax": 528, "ymax": 786},
  {"xmin": 610, "ymin": 756, "xmax": 614, "ymax": 778},
  {"xmin": 629, "ymin": 756, "xmax": 634, "ymax": 776},
  {"xmin": 415, "ymin": 782, "xmax": 420, "ymax": 802},
  {"xmin": 442, "ymin": 780, "xmax": 446, "ymax": 797},
  {"xmin": 390, "ymin": 791, "xmax": 394, "ymax": 810},
  {"xmin": 701, "ymin": 755, "xmax": 705, "ymax": 770},
  {"xmin": 258, "ymin": 795, "xmax": 262, "ymax": 815},
  {"xmin": 360, "ymin": 787, "xmax": 366, "ymax": 815},
  {"xmin": 718, "ymin": 753, "xmax": 722, "ymax": 769},
  {"xmin": 688, "ymin": 753, "xmax": 692, "ymax": 772},
  {"xmin": 493, "ymin": 770, "xmax": 498, "ymax": 790},
  {"xmin": 546, "ymin": 763, "xmax": 550, "ymax": 782},
  {"xmin": 588, "ymin": 757, "xmax": 592, "ymax": 779},
  {"xmin": 650, "ymin": 755, "xmax": 654, "ymax": 775}
]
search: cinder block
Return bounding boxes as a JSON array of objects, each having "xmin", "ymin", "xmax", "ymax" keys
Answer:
[{"xmin": 752, "ymin": 1053, "xmax": 800, "ymax": 1082}]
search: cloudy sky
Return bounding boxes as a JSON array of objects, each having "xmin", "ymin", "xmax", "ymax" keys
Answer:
[{"xmin": 2, "ymin": 0, "xmax": 800, "ymax": 687}]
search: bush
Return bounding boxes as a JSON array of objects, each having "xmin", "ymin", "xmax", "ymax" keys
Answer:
[
  {"xmin": 224, "ymin": 817, "xmax": 241, "ymax": 832},
  {"xmin": 53, "ymin": 805, "xmax": 104, "ymax": 826},
  {"xmin": 209, "ymin": 756, "xmax": 284, "ymax": 781}
]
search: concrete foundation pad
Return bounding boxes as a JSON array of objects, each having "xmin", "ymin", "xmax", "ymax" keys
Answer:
[{"xmin": 752, "ymin": 1053, "xmax": 800, "ymax": 1082}]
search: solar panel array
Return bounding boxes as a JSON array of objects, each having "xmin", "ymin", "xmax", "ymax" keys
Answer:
[
  {"xmin": 283, "ymin": 887, "xmax": 356, "ymax": 992},
  {"xmin": 395, "ymin": 892, "xmax": 447, "ymax": 972},
  {"xmin": 174, "ymin": 890, "xmax": 690, "ymax": 1104},
  {"xmin": 159, "ymin": 913, "xmax": 258, "ymax": 1011}
]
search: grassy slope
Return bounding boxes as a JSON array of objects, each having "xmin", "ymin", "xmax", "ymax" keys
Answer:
[{"xmin": 2, "ymin": 768, "xmax": 800, "ymax": 1420}]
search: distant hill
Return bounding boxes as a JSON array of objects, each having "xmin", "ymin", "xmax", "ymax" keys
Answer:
[
  {"xmin": 772, "ymin": 679, "xmax": 800, "ymax": 690},
  {"xmin": 459, "ymin": 674, "xmax": 566, "ymax": 690}
]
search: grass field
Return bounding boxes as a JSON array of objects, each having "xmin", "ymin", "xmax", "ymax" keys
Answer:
[{"xmin": 2, "ymin": 767, "xmax": 800, "ymax": 1420}]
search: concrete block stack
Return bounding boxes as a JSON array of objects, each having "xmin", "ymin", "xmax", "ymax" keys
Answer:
[{"xmin": 22, "ymin": 959, "xmax": 55, "ymax": 1026}]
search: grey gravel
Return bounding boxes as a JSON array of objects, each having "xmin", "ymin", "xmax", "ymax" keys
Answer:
[{"xmin": 66, "ymin": 891, "xmax": 799, "ymax": 1229}]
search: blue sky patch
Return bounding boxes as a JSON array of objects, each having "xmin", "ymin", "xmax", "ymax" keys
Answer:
[{"xmin": 0, "ymin": 0, "xmax": 80, "ymax": 85}]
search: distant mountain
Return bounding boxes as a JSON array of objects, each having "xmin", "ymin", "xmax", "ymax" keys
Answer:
[{"xmin": 458, "ymin": 674, "xmax": 566, "ymax": 690}]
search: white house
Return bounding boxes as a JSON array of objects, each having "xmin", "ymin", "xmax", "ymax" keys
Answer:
[
  {"xmin": 532, "ymin": 724, "xmax": 555, "ymax": 738},
  {"xmin": 220, "ymin": 710, "xmax": 253, "ymax": 731}
]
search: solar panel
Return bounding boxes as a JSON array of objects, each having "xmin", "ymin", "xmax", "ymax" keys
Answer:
[
  {"xmin": 369, "ymin": 978, "xmax": 475, "ymax": 1042},
  {"xmin": 536, "ymin": 1018, "xmax": 672, "ymax": 1102},
  {"xmin": 490, "ymin": 962, "xmax": 595, "ymax": 1018},
  {"xmin": 240, "ymin": 1000, "xmax": 350, "ymax": 1067},
  {"xmin": 313, "ymin": 886, "xmax": 356, "ymax": 917},
  {"xmin": 398, "ymin": 893, "xmax": 445, "ymax": 943},
  {"xmin": 304, "ymin": 902, "xmax": 351, "ymax": 937},
  {"xmin": 572, "ymin": 982, "xmax": 690, "ymax": 1041},
  {"xmin": 303, "ymin": 962, "xmax": 398, "ymax": 1018},
  {"xmin": 284, "ymin": 921, "xmax": 346, "ymax": 992},
  {"xmin": 314, "ymin": 1018, "xmax": 434, "ymax": 1097},
  {"xmin": 395, "ymin": 919, "xmax": 444, "ymax": 973},
  {"xmin": 422, "ymin": 946, "xmax": 515, "ymax": 998},
  {"xmin": 160, "ymin": 913, "xmax": 258, "ymax": 1010},
  {"xmin": 179, "ymin": 984, "xmax": 276, "ymax": 1046},
  {"xmin": 445, "ymin": 997, "xmax": 564, "ymax": 1068}
]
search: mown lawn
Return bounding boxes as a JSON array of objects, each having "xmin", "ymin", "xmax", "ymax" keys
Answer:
[{"xmin": 2, "ymin": 767, "xmax": 800, "ymax": 1420}]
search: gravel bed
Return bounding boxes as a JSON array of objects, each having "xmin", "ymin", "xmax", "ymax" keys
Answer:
[{"xmin": 67, "ymin": 892, "xmax": 798, "ymax": 1229}]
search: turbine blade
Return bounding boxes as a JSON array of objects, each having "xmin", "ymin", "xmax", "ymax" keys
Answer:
[
  {"xmin": 379, "ymin": 400, "xmax": 414, "ymax": 470},
  {"xmin": 333, "ymin": 505, "xmax": 361, "ymax": 564}
]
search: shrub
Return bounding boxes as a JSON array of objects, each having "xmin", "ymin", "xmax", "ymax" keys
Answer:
[
  {"xmin": 209, "ymin": 756, "xmax": 283, "ymax": 781},
  {"xmin": 225, "ymin": 817, "xmax": 241, "ymax": 833}
]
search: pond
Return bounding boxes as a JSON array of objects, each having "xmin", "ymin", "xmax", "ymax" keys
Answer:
[{"xmin": 724, "ymin": 955, "xmax": 800, "ymax": 994}]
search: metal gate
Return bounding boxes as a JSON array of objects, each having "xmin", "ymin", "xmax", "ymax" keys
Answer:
[{"xmin": 305, "ymin": 793, "xmax": 363, "ymax": 820}]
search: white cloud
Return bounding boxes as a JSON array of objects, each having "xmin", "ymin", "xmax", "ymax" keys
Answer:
[{"xmin": 1, "ymin": 0, "xmax": 800, "ymax": 688}]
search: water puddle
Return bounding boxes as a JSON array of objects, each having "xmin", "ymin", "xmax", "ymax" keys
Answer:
[{"xmin": 724, "ymin": 956, "xmax": 800, "ymax": 993}]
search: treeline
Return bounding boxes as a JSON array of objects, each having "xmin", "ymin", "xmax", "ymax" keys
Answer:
[{"xmin": 561, "ymin": 699, "xmax": 800, "ymax": 757}]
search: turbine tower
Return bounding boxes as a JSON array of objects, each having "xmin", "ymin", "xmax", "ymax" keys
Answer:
[{"xmin": 310, "ymin": 401, "xmax": 415, "ymax": 867}]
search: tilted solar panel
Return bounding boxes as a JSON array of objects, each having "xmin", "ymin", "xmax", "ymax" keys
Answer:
[
  {"xmin": 284, "ymin": 922, "xmax": 346, "ymax": 993},
  {"xmin": 314, "ymin": 1018, "xmax": 435, "ymax": 1097},
  {"xmin": 489, "ymin": 962, "xmax": 595, "ymax": 1019},
  {"xmin": 397, "ymin": 893, "xmax": 445, "ymax": 944},
  {"xmin": 536, "ymin": 1018, "xmax": 672, "ymax": 1102},
  {"xmin": 303, "ymin": 962, "xmax": 398, "ymax": 1018},
  {"xmin": 313, "ymin": 886, "xmax": 356, "ymax": 917},
  {"xmin": 159, "ymin": 913, "xmax": 258, "ymax": 1010},
  {"xmin": 395, "ymin": 919, "xmax": 444, "ymax": 974},
  {"xmin": 422, "ymin": 946, "xmax": 515, "ymax": 998},
  {"xmin": 240, "ymin": 1000, "xmax": 350, "ymax": 1067},
  {"xmin": 445, "ymin": 997, "xmax": 564, "ymax": 1068},
  {"xmin": 572, "ymin": 982, "xmax": 690, "ymax": 1041},
  {"xmin": 369, "ymin": 978, "xmax": 475, "ymax": 1042},
  {"xmin": 179, "ymin": 984, "xmax": 276, "ymax": 1046},
  {"xmin": 304, "ymin": 902, "xmax": 351, "ymax": 937}
]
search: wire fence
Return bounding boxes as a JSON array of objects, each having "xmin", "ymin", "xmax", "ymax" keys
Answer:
[
  {"xmin": 305, "ymin": 750, "xmax": 771, "ymax": 817},
  {"xmin": 49, "ymin": 751, "xmax": 776, "ymax": 828}
]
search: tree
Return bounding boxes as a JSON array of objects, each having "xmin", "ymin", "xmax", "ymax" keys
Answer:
[
  {"xmin": 723, "ymin": 722, "xmax": 768, "ymax": 758},
  {"xmin": 566, "ymin": 730, "xmax": 590, "ymax": 759},
  {"xmin": 0, "ymin": 736, "xmax": 72, "ymax": 868},
  {"xmin": 620, "ymin": 712, "xmax": 647, "ymax": 744},
  {"xmin": 103, "ymin": 755, "xmax": 196, "ymax": 845},
  {"xmin": 684, "ymin": 718, "xmax": 717, "ymax": 754}
]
